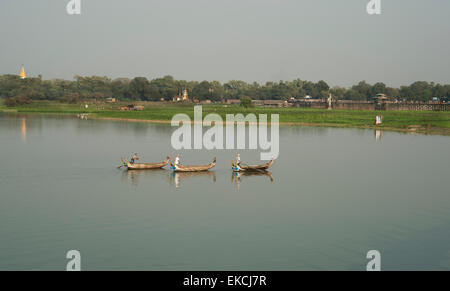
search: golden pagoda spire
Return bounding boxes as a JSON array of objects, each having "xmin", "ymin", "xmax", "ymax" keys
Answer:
[{"xmin": 19, "ymin": 65, "xmax": 27, "ymax": 79}]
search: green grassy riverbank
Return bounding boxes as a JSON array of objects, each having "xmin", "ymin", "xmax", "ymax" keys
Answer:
[{"xmin": 2, "ymin": 101, "xmax": 450, "ymax": 135}]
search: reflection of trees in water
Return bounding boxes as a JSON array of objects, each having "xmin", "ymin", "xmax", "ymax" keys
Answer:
[
  {"xmin": 232, "ymin": 171, "xmax": 274, "ymax": 191},
  {"xmin": 75, "ymin": 119, "xmax": 109, "ymax": 134},
  {"xmin": 109, "ymin": 121, "xmax": 149, "ymax": 135},
  {"xmin": 108, "ymin": 122, "xmax": 171, "ymax": 136},
  {"xmin": 73, "ymin": 119, "xmax": 172, "ymax": 138},
  {"xmin": 169, "ymin": 171, "xmax": 217, "ymax": 188},
  {"xmin": 282, "ymin": 126, "xmax": 332, "ymax": 137},
  {"xmin": 1, "ymin": 114, "xmax": 44, "ymax": 135},
  {"xmin": 74, "ymin": 118, "xmax": 143, "ymax": 135}
]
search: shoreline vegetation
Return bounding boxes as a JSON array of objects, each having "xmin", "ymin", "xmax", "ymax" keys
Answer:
[
  {"xmin": 2, "ymin": 75, "xmax": 450, "ymax": 104},
  {"xmin": 1, "ymin": 74, "xmax": 450, "ymax": 134},
  {"xmin": 1, "ymin": 100, "xmax": 450, "ymax": 135}
]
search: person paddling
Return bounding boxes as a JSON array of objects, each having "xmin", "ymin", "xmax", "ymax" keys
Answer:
[
  {"xmin": 130, "ymin": 153, "xmax": 139, "ymax": 164},
  {"xmin": 175, "ymin": 154, "xmax": 181, "ymax": 166},
  {"xmin": 236, "ymin": 154, "xmax": 241, "ymax": 165}
]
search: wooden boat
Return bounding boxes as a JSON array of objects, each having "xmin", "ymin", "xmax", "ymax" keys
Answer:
[
  {"xmin": 170, "ymin": 157, "xmax": 216, "ymax": 172},
  {"xmin": 122, "ymin": 156, "xmax": 170, "ymax": 170},
  {"xmin": 232, "ymin": 159, "xmax": 274, "ymax": 172}
]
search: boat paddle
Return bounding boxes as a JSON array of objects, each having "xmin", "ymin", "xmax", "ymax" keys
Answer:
[{"xmin": 117, "ymin": 157, "xmax": 128, "ymax": 169}]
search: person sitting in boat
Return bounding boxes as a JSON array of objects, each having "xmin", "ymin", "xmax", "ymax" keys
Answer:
[
  {"xmin": 175, "ymin": 154, "xmax": 181, "ymax": 166},
  {"xmin": 236, "ymin": 154, "xmax": 241, "ymax": 165},
  {"xmin": 130, "ymin": 153, "xmax": 139, "ymax": 164}
]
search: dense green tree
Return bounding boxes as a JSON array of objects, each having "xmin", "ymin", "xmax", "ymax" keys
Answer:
[
  {"xmin": 150, "ymin": 75, "xmax": 177, "ymax": 101},
  {"xmin": 129, "ymin": 77, "xmax": 151, "ymax": 100},
  {"xmin": 344, "ymin": 89, "xmax": 365, "ymax": 101},
  {"xmin": 330, "ymin": 86, "xmax": 346, "ymax": 99},
  {"xmin": 224, "ymin": 80, "xmax": 248, "ymax": 100},
  {"xmin": 409, "ymin": 81, "xmax": 433, "ymax": 101},
  {"xmin": 240, "ymin": 97, "xmax": 253, "ymax": 108},
  {"xmin": 75, "ymin": 75, "xmax": 111, "ymax": 99},
  {"xmin": 192, "ymin": 81, "xmax": 212, "ymax": 101},
  {"xmin": 316, "ymin": 80, "xmax": 330, "ymax": 98},
  {"xmin": 351, "ymin": 81, "xmax": 372, "ymax": 100},
  {"xmin": 111, "ymin": 78, "xmax": 131, "ymax": 100},
  {"xmin": 2, "ymin": 74, "xmax": 450, "ymax": 104},
  {"xmin": 371, "ymin": 82, "xmax": 387, "ymax": 96},
  {"xmin": 302, "ymin": 81, "xmax": 318, "ymax": 97}
]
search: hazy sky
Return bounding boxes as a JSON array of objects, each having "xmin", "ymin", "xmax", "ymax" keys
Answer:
[{"xmin": 1, "ymin": 0, "xmax": 449, "ymax": 87}]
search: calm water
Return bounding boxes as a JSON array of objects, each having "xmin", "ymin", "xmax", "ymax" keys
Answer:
[{"xmin": 1, "ymin": 113, "xmax": 450, "ymax": 271}]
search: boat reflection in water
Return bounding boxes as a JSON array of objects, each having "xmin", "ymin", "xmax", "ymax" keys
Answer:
[
  {"xmin": 170, "ymin": 171, "xmax": 217, "ymax": 188},
  {"xmin": 232, "ymin": 171, "xmax": 274, "ymax": 191},
  {"xmin": 121, "ymin": 168, "xmax": 168, "ymax": 188}
]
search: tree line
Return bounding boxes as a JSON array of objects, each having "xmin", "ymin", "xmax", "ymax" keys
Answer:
[{"xmin": 1, "ymin": 74, "xmax": 450, "ymax": 106}]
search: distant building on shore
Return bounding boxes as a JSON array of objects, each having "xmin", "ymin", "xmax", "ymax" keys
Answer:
[
  {"xmin": 120, "ymin": 104, "xmax": 144, "ymax": 111},
  {"xmin": 173, "ymin": 89, "xmax": 189, "ymax": 102},
  {"xmin": 19, "ymin": 65, "xmax": 27, "ymax": 79},
  {"xmin": 373, "ymin": 93, "xmax": 394, "ymax": 104},
  {"xmin": 252, "ymin": 100, "xmax": 289, "ymax": 107},
  {"xmin": 227, "ymin": 99, "xmax": 241, "ymax": 105}
]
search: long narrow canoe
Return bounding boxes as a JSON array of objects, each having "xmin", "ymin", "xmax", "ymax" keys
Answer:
[
  {"xmin": 232, "ymin": 159, "xmax": 274, "ymax": 172},
  {"xmin": 171, "ymin": 157, "xmax": 216, "ymax": 172},
  {"xmin": 122, "ymin": 157, "xmax": 170, "ymax": 170}
]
